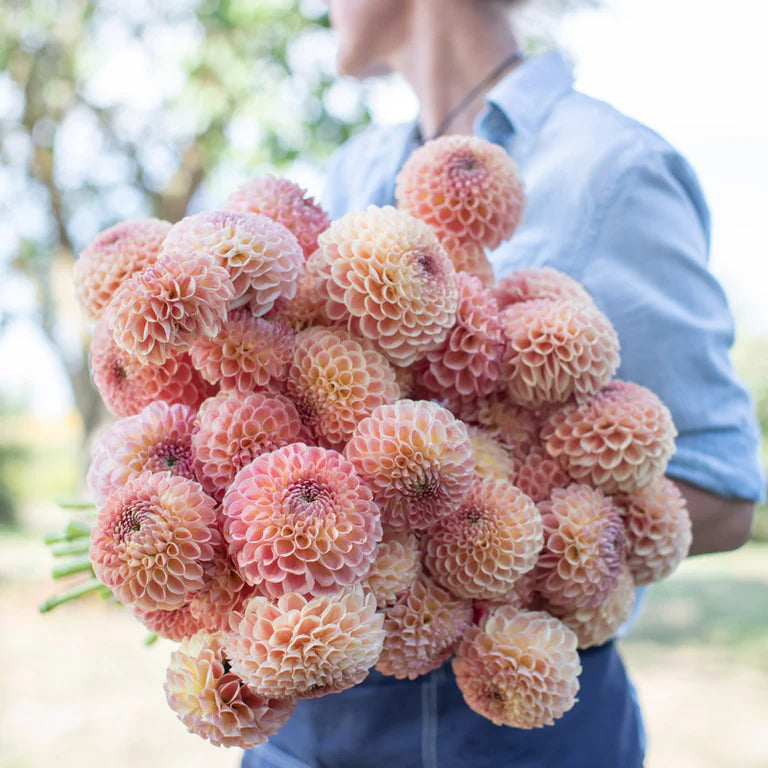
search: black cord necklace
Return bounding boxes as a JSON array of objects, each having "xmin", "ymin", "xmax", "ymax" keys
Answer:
[{"xmin": 424, "ymin": 50, "xmax": 523, "ymax": 142}]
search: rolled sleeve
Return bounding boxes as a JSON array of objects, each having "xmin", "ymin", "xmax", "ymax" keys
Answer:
[{"xmin": 578, "ymin": 145, "xmax": 765, "ymax": 501}]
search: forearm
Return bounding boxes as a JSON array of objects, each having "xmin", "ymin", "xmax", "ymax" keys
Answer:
[{"xmin": 671, "ymin": 478, "xmax": 756, "ymax": 556}]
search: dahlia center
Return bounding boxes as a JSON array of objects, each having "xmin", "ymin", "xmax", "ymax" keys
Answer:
[
  {"xmin": 410, "ymin": 249, "xmax": 439, "ymax": 278},
  {"xmin": 111, "ymin": 361, "xmax": 128, "ymax": 381},
  {"xmin": 113, "ymin": 500, "xmax": 153, "ymax": 542},
  {"xmin": 406, "ymin": 475, "xmax": 439, "ymax": 498},
  {"xmin": 287, "ymin": 479, "xmax": 333, "ymax": 518},
  {"xmin": 150, "ymin": 441, "xmax": 193, "ymax": 476}
]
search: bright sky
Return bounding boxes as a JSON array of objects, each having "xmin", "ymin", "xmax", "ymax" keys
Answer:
[{"xmin": 2, "ymin": 0, "xmax": 766, "ymax": 417}]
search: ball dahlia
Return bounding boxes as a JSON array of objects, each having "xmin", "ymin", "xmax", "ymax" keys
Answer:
[
  {"xmin": 226, "ymin": 175, "xmax": 330, "ymax": 258},
  {"xmin": 87, "ymin": 401, "xmax": 197, "ymax": 507},
  {"xmin": 423, "ymin": 477, "xmax": 543, "ymax": 600},
  {"xmin": 267, "ymin": 268, "xmax": 326, "ymax": 331},
  {"xmin": 165, "ymin": 631, "xmax": 295, "ymax": 748},
  {"xmin": 616, "ymin": 475, "xmax": 692, "ymax": 585},
  {"xmin": 74, "ymin": 218, "xmax": 171, "ymax": 320},
  {"xmin": 90, "ymin": 471, "xmax": 218, "ymax": 611},
  {"xmin": 222, "ymin": 443, "xmax": 382, "ymax": 599},
  {"xmin": 108, "ymin": 250, "xmax": 234, "ymax": 366},
  {"xmin": 285, "ymin": 326, "xmax": 400, "ymax": 449},
  {"xmin": 90, "ymin": 316, "xmax": 215, "ymax": 418},
  {"xmin": 344, "ymin": 399, "xmax": 474, "ymax": 530},
  {"xmin": 365, "ymin": 529, "xmax": 422, "ymax": 609},
  {"xmin": 514, "ymin": 445, "xmax": 572, "ymax": 503},
  {"xmin": 552, "ymin": 564, "xmax": 636, "ymax": 649},
  {"xmin": 500, "ymin": 298, "xmax": 620, "ymax": 407},
  {"xmin": 540, "ymin": 380, "xmax": 677, "ymax": 494},
  {"xmin": 436, "ymin": 234, "xmax": 495, "ymax": 287},
  {"xmin": 467, "ymin": 425, "xmax": 518, "ymax": 483},
  {"xmin": 452, "ymin": 605, "xmax": 581, "ymax": 728},
  {"xmin": 315, "ymin": 206, "xmax": 459, "ymax": 366},
  {"xmin": 226, "ymin": 587, "xmax": 384, "ymax": 699},
  {"xmin": 420, "ymin": 272, "xmax": 506, "ymax": 401},
  {"xmin": 493, "ymin": 267, "xmax": 594, "ymax": 310},
  {"xmin": 375, "ymin": 573, "xmax": 473, "ymax": 680},
  {"xmin": 161, "ymin": 209, "xmax": 304, "ymax": 314},
  {"xmin": 535, "ymin": 484, "xmax": 625, "ymax": 611},
  {"xmin": 190, "ymin": 310, "xmax": 295, "ymax": 393},
  {"xmin": 192, "ymin": 390, "xmax": 302, "ymax": 502},
  {"xmin": 395, "ymin": 134, "xmax": 525, "ymax": 251},
  {"xmin": 133, "ymin": 603, "xmax": 203, "ymax": 642}
]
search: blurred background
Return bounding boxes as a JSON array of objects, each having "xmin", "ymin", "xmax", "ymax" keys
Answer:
[{"xmin": 0, "ymin": 0, "xmax": 766, "ymax": 766}]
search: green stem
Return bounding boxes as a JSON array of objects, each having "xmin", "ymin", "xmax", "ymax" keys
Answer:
[
  {"xmin": 38, "ymin": 577, "xmax": 104, "ymax": 613},
  {"xmin": 43, "ymin": 520, "xmax": 93, "ymax": 545},
  {"xmin": 144, "ymin": 632, "xmax": 159, "ymax": 646},
  {"xmin": 52, "ymin": 555, "xmax": 94, "ymax": 579},
  {"xmin": 50, "ymin": 540, "xmax": 91, "ymax": 557},
  {"xmin": 56, "ymin": 499, "xmax": 97, "ymax": 511}
]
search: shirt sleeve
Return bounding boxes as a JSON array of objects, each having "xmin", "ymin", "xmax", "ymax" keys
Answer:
[{"xmin": 577, "ymin": 144, "xmax": 765, "ymax": 501}]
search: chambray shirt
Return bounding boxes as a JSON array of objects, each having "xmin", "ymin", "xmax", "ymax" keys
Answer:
[{"xmin": 323, "ymin": 49, "xmax": 765, "ymax": 502}]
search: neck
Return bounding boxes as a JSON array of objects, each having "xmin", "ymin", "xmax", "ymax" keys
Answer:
[{"xmin": 392, "ymin": 1, "xmax": 519, "ymax": 139}]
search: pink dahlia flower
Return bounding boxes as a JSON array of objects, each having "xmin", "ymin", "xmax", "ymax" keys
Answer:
[
  {"xmin": 344, "ymin": 399, "xmax": 475, "ymax": 531},
  {"xmin": 87, "ymin": 401, "xmax": 197, "ymax": 506},
  {"xmin": 192, "ymin": 390, "xmax": 302, "ymax": 502},
  {"xmin": 436, "ymin": 235, "xmax": 495, "ymax": 287},
  {"xmin": 165, "ymin": 631, "xmax": 295, "ymax": 748},
  {"xmin": 493, "ymin": 267, "xmax": 594, "ymax": 310},
  {"xmin": 90, "ymin": 471, "xmax": 218, "ymax": 611},
  {"xmin": 226, "ymin": 175, "xmax": 330, "ymax": 258},
  {"xmin": 535, "ymin": 484, "xmax": 625, "ymax": 611},
  {"xmin": 540, "ymin": 380, "xmax": 677, "ymax": 494},
  {"xmin": 74, "ymin": 218, "xmax": 171, "ymax": 321},
  {"xmin": 423, "ymin": 477, "xmax": 543, "ymax": 600},
  {"xmin": 222, "ymin": 443, "xmax": 382, "ymax": 598},
  {"xmin": 161, "ymin": 210, "xmax": 304, "ymax": 314},
  {"xmin": 365, "ymin": 529, "xmax": 422, "ymax": 609},
  {"xmin": 452, "ymin": 605, "xmax": 581, "ymax": 728},
  {"xmin": 190, "ymin": 310, "xmax": 295, "ymax": 393},
  {"xmin": 315, "ymin": 206, "xmax": 459, "ymax": 366},
  {"xmin": 514, "ymin": 445, "xmax": 572, "ymax": 503},
  {"xmin": 467, "ymin": 425, "xmax": 518, "ymax": 483},
  {"xmin": 226, "ymin": 587, "xmax": 384, "ymax": 699},
  {"xmin": 108, "ymin": 250, "xmax": 233, "ymax": 366},
  {"xmin": 395, "ymin": 134, "xmax": 525, "ymax": 250},
  {"xmin": 375, "ymin": 573, "xmax": 473, "ymax": 680},
  {"xmin": 89, "ymin": 317, "xmax": 216, "ymax": 418},
  {"xmin": 500, "ymin": 299, "xmax": 620, "ymax": 407},
  {"xmin": 285, "ymin": 326, "xmax": 400, "ymax": 450},
  {"xmin": 615, "ymin": 475, "xmax": 692, "ymax": 584},
  {"xmin": 132, "ymin": 603, "xmax": 203, "ymax": 642}
]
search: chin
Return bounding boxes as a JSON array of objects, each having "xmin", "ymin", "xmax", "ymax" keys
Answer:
[{"xmin": 337, "ymin": 49, "xmax": 391, "ymax": 79}]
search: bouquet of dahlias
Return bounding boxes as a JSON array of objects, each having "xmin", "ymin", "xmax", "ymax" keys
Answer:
[{"xmin": 52, "ymin": 135, "xmax": 691, "ymax": 747}]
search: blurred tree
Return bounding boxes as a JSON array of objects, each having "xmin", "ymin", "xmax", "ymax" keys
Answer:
[{"xmin": 0, "ymin": 0, "xmax": 371, "ymax": 446}]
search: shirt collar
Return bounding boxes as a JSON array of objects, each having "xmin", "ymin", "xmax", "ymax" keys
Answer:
[{"xmin": 476, "ymin": 48, "xmax": 575, "ymax": 142}]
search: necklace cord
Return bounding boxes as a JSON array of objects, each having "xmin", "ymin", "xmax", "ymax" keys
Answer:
[{"xmin": 425, "ymin": 50, "xmax": 523, "ymax": 142}]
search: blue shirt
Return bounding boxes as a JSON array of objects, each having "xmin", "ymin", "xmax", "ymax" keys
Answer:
[{"xmin": 323, "ymin": 49, "xmax": 765, "ymax": 502}]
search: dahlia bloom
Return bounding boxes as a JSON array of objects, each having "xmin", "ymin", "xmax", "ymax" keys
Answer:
[
  {"xmin": 161, "ymin": 209, "xmax": 304, "ymax": 314},
  {"xmin": 541, "ymin": 380, "xmax": 677, "ymax": 494},
  {"xmin": 226, "ymin": 587, "xmax": 384, "ymax": 699},
  {"xmin": 285, "ymin": 326, "xmax": 400, "ymax": 449},
  {"xmin": 165, "ymin": 631, "xmax": 295, "ymax": 748},
  {"xmin": 87, "ymin": 401, "xmax": 197, "ymax": 506},
  {"xmin": 315, "ymin": 206, "xmax": 459, "ymax": 366},
  {"xmin": 133, "ymin": 603, "xmax": 203, "ymax": 642},
  {"xmin": 344, "ymin": 399, "xmax": 474, "ymax": 530},
  {"xmin": 192, "ymin": 390, "xmax": 302, "ymax": 502},
  {"xmin": 365, "ymin": 529, "xmax": 422, "ymax": 609},
  {"xmin": 466, "ymin": 425, "xmax": 518, "ymax": 483},
  {"xmin": 500, "ymin": 299, "xmax": 620, "ymax": 407},
  {"xmin": 493, "ymin": 267, "xmax": 594, "ymax": 310},
  {"xmin": 89, "ymin": 317, "xmax": 215, "ymax": 418},
  {"xmin": 553, "ymin": 564, "xmax": 636, "ymax": 649},
  {"xmin": 423, "ymin": 478, "xmax": 543, "ymax": 600},
  {"xmin": 535, "ymin": 484, "xmax": 625, "ymax": 611},
  {"xmin": 514, "ymin": 445, "xmax": 572, "ymax": 503},
  {"xmin": 616, "ymin": 475, "xmax": 692, "ymax": 584},
  {"xmin": 452, "ymin": 605, "xmax": 581, "ymax": 728},
  {"xmin": 267, "ymin": 268, "xmax": 326, "ymax": 331},
  {"xmin": 420, "ymin": 272, "xmax": 506, "ymax": 401},
  {"xmin": 375, "ymin": 573, "xmax": 473, "ymax": 680},
  {"xmin": 226, "ymin": 175, "xmax": 330, "ymax": 258},
  {"xmin": 222, "ymin": 443, "xmax": 382, "ymax": 599},
  {"xmin": 74, "ymin": 218, "xmax": 171, "ymax": 320},
  {"xmin": 395, "ymin": 134, "xmax": 525, "ymax": 250},
  {"xmin": 90, "ymin": 471, "xmax": 218, "ymax": 611},
  {"xmin": 190, "ymin": 310, "xmax": 295, "ymax": 393},
  {"xmin": 108, "ymin": 250, "xmax": 233, "ymax": 366}
]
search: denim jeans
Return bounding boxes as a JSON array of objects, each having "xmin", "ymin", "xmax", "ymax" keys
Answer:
[{"xmin": 243, "ymin": 640, "xmax": 645, "ymax": 768}]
